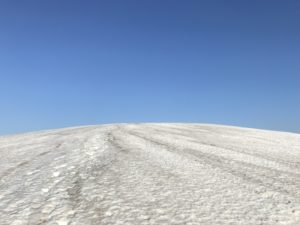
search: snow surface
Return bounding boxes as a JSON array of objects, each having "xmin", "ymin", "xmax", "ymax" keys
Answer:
[{"xmin": 0, "ymin": 123, "xmax": 300, "ymax": 225}]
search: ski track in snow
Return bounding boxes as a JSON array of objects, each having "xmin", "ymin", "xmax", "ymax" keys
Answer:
[{"xmin": 0, "ymin": 123, "xmax": 300, "ymax": 225}]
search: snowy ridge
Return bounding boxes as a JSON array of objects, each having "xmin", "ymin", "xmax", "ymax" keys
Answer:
[{"xmin": 0, "ymin": 123, "xmax": 300, "ymax": 225}]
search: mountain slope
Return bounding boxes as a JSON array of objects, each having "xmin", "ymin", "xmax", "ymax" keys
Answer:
[{"xmin": 1, "ymin": 124, "xmax": 300, "ymax": 225}]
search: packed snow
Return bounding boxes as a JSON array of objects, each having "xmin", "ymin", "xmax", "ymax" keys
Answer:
[{"xmin": 0, "ymin": 123, "xmax": 300, "ymax": 225}]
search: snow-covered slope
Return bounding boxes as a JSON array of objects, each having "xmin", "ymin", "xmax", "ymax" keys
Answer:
[{"xmin": 1, "ymin": 124, "xmax": 300, "ymax": 225}]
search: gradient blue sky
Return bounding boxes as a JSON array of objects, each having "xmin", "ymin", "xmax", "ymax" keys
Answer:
[{"xmin": 0, "ymin": 0, "xmax": 299, "ymax": 135}]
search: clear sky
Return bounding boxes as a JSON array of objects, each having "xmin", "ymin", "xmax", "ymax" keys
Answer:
[{"xmin": 0, "ymin": 0, "xmax": 299, "ymax": 135}]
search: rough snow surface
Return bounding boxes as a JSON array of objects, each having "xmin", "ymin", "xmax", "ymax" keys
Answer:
[{"xmin": 0, "ymin": 123, "xmax": 300, "ymax": 225}]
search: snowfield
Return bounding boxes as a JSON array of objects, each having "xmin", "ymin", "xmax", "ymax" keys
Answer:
[{"xmin": 0, "ymin": 123, "xmax": 300, "ymax": 225}]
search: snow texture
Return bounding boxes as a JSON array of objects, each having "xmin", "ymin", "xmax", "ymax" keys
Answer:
[{"xmin": 0, "ymin": 123, "xmax": 300, "ymax": 225}]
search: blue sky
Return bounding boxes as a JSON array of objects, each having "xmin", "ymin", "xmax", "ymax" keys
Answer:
[{"xmin": 0, "ymin": 0, "xmax": 299, "ymax": 135}]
